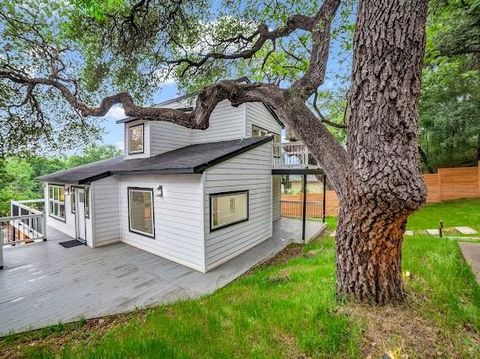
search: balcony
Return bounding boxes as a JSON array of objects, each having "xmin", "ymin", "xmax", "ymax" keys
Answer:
[{"xmin": 273, "ymin": 142, "xmax": 319, "ymax": 169}]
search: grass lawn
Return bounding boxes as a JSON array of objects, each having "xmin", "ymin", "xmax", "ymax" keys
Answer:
[{"xmin": 1, "ymin": 200, "xmax": 480, "ymax": 358}]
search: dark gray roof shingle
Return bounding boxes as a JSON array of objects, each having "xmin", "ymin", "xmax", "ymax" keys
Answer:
[{"xmin": 37, "ymin": 137, "xmax": 272, "ymax": 184}]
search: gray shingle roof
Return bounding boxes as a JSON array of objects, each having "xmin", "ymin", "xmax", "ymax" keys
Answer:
[{"xmin": 37, "ymin": 137, "xmax": 272, "ymax": 184}]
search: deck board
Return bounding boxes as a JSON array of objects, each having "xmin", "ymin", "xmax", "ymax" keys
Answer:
[{"xmin": 0, "ymin": 218, "xmax": 325, "ymax": 335}]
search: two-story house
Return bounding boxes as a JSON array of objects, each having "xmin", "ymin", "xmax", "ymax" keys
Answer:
[{"xmin": 38, "ymin": 94, "xmax": 324, "ymax": 272}]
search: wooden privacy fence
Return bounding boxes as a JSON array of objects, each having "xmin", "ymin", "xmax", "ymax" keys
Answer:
[
  {"xmin": 281, "ymin": 200, "xmax": 323, "ymax": 219},
  {"xmin": 281, "ymin": 162, "xmax": 480, "ymax": 217}
]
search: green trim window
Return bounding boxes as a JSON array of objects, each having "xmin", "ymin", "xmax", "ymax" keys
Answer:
[
  {"xmin": 210, "ymin": 191, "xmax": 249, "ymax": 231},
  {"xmin": 48, "ymin": 184, "xmax": 65, "ymax": 221}
]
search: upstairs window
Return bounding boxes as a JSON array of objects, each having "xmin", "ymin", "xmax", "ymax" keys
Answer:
[
  {"xmin": 128, "ymin": 124, "xmax": 144, "ymax": 154},
  {"xmin": 48, "ymin": 184, "xmax": 65, "ymax": 221},
  {"xmin": 252, "ymin": 125, "xmax": 269, "ymax": 137},
  {"xmin": 252, "ymin": 125, "xmax": 281, "ymax": 157}
]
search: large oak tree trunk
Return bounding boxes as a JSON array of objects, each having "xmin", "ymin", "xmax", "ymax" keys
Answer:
[{"xmin": 333, "ymin": 0, "xmax": 428, "ymax": 304}]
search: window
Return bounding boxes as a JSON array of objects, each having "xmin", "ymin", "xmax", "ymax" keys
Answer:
[
  {"xmin": 71, "ymin": 188, "xmax": 76, "ymax": 214},
  {"xmin": 85, "ymin": 187, "xmax": 90, "ymax": 218},
  {"xmin": 252, "ymin": 125, "xmax": 269, "ymax": 137},
  {"xmin": 128, "ymin": 188, "xmax": 154, "ymax": 238},
  {"xmin": 252, "ymin": 125, "xmax": 281, "ymax": 157},
  {"xmin": 48, "ymin": 184, "xmax": 65, "ymax": 221},
  {"xmin": 128, "ymin": 124, "xmax": 144, "ymax": 154},
  {"xmin": 210, "ymin": 191, "xmax": 249, "ymax": 231}
]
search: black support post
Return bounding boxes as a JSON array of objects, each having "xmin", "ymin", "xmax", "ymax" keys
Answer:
[
  {"xmin": 302, "ymin": 174, "xmax": 307, "ymax": 242},
  {"xmin": 322, "ymin": 174, "xmax": 327, "ymax": 223}
]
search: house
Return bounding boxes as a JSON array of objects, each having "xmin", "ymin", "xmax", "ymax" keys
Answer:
[{"xmin": 38, "ymin": 95, "xmax": 324, "ymax": 273}]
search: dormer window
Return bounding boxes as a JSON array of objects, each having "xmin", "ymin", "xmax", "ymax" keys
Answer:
[{"xmin": 128, "ymin": 124, "xmax": 144, "ymax": 154}]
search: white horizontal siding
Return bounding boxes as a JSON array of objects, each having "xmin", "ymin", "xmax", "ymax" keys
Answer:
[
  {"xmin": 245, "ymin": 102, "xmax": 282, "ymax": 136},
  {"xmin": 117, "ymin": 174, "xmax": 205, "ymax": 271},
  {"xmin": 191, "ymin": 100, "xmax": 247, "ymax": 143},
  {"xmin": 203, "ymin": 142, "xmax": 273, "ymax": 270},
  {"xmin": 124, "ymin": 120, "xmax": 151, "ymax": 159},
  {"xmin": 150, "ymin": 121, "xmax": 192, "ymax": 156},
  {"xmin": 92, "ymin": 177, "xmax": 120, "ymax": 247}
]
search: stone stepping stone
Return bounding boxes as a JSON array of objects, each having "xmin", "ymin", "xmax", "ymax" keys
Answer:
[
  {"xmin": 426, "ymin": 229, "xmax": 440, "ymax": 236},
  {"xmin": 455, "ymin": 226, "xmax": 477, "ymax": 235},
  {"xmin": 404, "ymin": 230, "xmax": 414, "ymax": 236}
]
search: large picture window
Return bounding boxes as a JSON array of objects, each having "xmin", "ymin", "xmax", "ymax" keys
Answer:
[
  {"xmin": 128, "ymin": 187, "xmax": 154, "ymax": 238},
  {"xmin": 48, "ymin": 184, "xmax": 65, "ymax": 221},
  {"xmin": 210, "ymin": 191, "xmax": 249, "ymax": 231},
  {"xmin": 128, "ymin": 123, "xmax": 144, "ymax": 154}
]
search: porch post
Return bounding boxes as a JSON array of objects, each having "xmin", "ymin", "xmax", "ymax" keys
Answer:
[
  {"xmin": 42, "ymin": 210, "xmax": 47, "ymax": 241},
  {"xmin": 302, "ymin": 174, "xmax": 307, "ymax": 241},
  {"xmin": 322, "ymin": 174, "xmax": 327, "ymax": 223},
  {"xmin": 0, "ymin": 223, "xmax": 3, "ymax": 269}
]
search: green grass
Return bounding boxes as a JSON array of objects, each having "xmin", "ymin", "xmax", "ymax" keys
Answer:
[
  {"xmin": 407, "ymin": 198, "xmax": 480, "ymax": 231},
  {"xmin": 1, "ymin": 200, "xmax": 480, "ymax": 358}
]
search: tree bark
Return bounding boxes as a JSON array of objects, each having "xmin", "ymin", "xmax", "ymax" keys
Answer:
[{"xmin": 331, "ymin": 0, "xmax": 428, "ymax": 304}]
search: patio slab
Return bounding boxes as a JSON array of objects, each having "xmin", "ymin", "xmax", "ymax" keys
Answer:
[
  {"xmin": 455, "ymin": 226, "xmax": 478, "ymax": 235},
  {"xmin": 0, "ymin": 218, "xmax": 321, "ymax": 335},
  {"xmin": 459, "ymin": 242, "xmax": 480, "ymax": 283}
]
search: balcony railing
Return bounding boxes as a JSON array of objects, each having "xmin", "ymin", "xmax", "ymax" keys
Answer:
[
  {"xmin": 1, "ymin": 200, "xmax": 46, "ymax": 269},
  {"xmin": 273, "ymin": 142, "xmax": 318, "ymax": 169}
]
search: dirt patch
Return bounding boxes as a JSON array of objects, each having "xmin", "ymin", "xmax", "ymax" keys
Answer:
[
  {"xmin": 341, "ymin": 301, "xmax": 478, "ymax": 359},
  {"xmin": 0, "ymin": 311, "xmax": 147, "ymax": 358}
]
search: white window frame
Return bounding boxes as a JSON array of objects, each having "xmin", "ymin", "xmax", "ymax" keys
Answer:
[
  {"xmin": 128, "ymin": 187, "xmax": 155, "ymax": 238},
  {"xmin": 128, "ymin": 123, "xmax": 145, "ymax": 154},
  {"xmin": 210, "ymin": 190, "xmax": 249, "ymax": 231},
  {"xmin": 48, "ymin": 184, "xmax": 66, "ymax": 221}
]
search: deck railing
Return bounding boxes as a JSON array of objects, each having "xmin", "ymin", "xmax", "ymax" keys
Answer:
[
  {"xmin": 1, "ymin": 200, "xmax": 46, "ymax": 269},
  {"xmin": 273, "ymin": 142, "xmax": 318, "ymax": 169}
]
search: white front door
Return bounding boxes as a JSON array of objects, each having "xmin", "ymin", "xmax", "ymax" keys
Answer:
[{"xmin": 75, "ymin": 188, "xmax": 86, "ymax": 243}]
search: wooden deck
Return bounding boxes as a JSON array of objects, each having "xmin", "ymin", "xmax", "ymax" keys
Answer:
[{"xmin": 0, "ymin": 218, "xmax": 325, "ymax": 335}]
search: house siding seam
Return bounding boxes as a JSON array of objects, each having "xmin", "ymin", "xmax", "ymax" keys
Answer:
[
  {"xmin": 117, "ymin": 174, "xmax": 205, "ymax": 271},
  {"xmin": 191, "ymin": 100, "xmax": 247, "ymax": 144},
  {"xmin": 203, "ymin": 142, "xmax": 273, "ymax": 271},
  {"xmin": 150, "ymin": 121, "xmax": 192, "ymax": 156},
  {"xmin": 245, "ymin": 102, "xmax": 282, "ymax": 136}
]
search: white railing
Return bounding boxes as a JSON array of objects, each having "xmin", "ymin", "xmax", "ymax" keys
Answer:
[
  {"xmin": 273, "ymin": 142, "xmax": 318, "ymax": 169},
  {"xmin": 1, "ymin": 200, "xmax": 46, "ymax": 269}
]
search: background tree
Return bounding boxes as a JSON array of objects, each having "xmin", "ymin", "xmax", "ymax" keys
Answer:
[
  {"xmin": 419, "ymin": 0, "xmax": 480, "ymax": 171},
  {"xmin": 0, "ymin": 0, "xmax": 429, "ymax": 304},
  {"xmin": 0, "ymin": 145, "xmax": 121, "ymax": 215}
]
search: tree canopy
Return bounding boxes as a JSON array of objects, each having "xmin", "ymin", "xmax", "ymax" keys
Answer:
[
  {"xmin": 0, "ymin": 0, "xmax": 354, "ymax": 157},
  {"xmin": 419, "ymin": 0, "xmax": 480, "ymax": 170}
]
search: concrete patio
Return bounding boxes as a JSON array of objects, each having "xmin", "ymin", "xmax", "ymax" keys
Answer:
[{"xmin": 0, "ymin": 218, "xmax": 325, "ymax": 335}]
